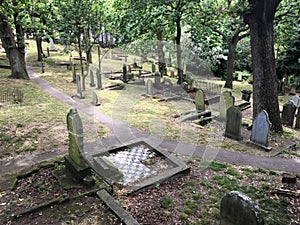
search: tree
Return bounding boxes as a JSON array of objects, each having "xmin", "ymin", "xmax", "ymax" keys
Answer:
[
  {"xmin": 0, "ymin": 1, "xmax": 29, "ymax": 79},
  {"xmin": 244, "ymin": 0, "xmax": 283, "ymax": 132},
  {"xmin": 192, "ymin": 0, "xmax": 250, "ymax": 89}
]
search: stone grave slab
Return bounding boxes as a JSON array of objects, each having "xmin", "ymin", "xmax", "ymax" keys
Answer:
[
  {"xmin": 224, "ymin": 106, "xmax": 242, "ymax": 141},
  {"xmin": 250, "ymin": 110, "xmax": 272, "ymax": 151},
  {"xmin": 92, "ymin": 139, "xmax": 189, "ymax": 194},
  {"xmin": 219, "ymin": 91, "xmax": 235, "ymax": 120},
  {"xmin": 281, "ymin": 100, "xmax": 296, "ymax": 127}
]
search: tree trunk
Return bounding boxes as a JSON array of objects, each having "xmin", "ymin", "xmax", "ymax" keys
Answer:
[
  {"xmin": 245, "ymin": 0, "xmax": 282, "ymax": 132},
  {"xmin": 157, "ymin": 28, "xmax": 167, "ymax": 76},
  {"xmin": 0, "ymin": 13, "xmax": 29, "ymax": 79},
  {"xmin": 176, "ymin": 17, "xmax": 183, "ymax": 84},
  {"xmin": 224, "ymin": 40, "xmax": 238, "ymax": 89},
  {"xmin": 86, "ymin": 46, "xmax": 93, "ymax": 64},
  {"xmin": 36, "ymin": 36, "xmax": 43, "ymax": 61}
]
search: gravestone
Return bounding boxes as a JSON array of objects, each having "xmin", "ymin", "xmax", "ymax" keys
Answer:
[
  {"xmin": 152, "ymin": 63, "xmax": 156, "ymax": 73},
  {"xmin": 89, "ymin": 69, "xmax": 95, "ymax": 87},
  {"xmin": 224, "ymin": 106, "xmax": 242, "ymax": 141},
  {"xmin": 194, "ymin": 90, "xmax": 205, "ymax": 111},
  {"xmin": 96, "ymin": 68, "xmax": 102, "ymax": 89},
  {"xmin": 154, "ymin": 71, "xmax": 161, "ymax": 87},
  {"xmin": 220, "ymin": 191, "xmax": 264, "ymax": 225},
  {"xmin": 281, "ymin": 101, "xmax": 296, "ymax": 127},
  {"xmin": 250, "ymin": 110, "xmax": 271, "ymax": 150},
  {"xmin": 219, "ymin": 91, "xmax": 235, "ymax": 120},
  {"xmin": 146, "ymin": 79, "xmax": 154, "ymax": 96},
  {"xmin": 65, "ymin": 109, "xmax": 90, "ymax": 182},
  {"xmin": 295, "ymin": 108, "xmax": 300, "ymax": 129},
  {"xmin": 75, "ymin": 75, "xmax": 84, "ymax": 99},
  {"xmin": 292, "ymin": 95, "xmax": 299, "ymax": 107},
  {"xmin": 122, "ymin": 64, "xmax": 127, "ymax": 82},
  {"xmin": 49, "ymin": 38, "xmax": 55, "ymax": 50},
  {"xmin": 92, "ymin": 91, "xmax": 100, "ymax": 106}
]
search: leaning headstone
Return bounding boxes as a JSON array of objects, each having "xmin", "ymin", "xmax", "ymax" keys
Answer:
[
  {"xmin": 219, "ymin": 91, "xmax": 235, "ymax": 120},
  {"xmin": 224, "ymin": 106, "xmax": 242, "ymax": 141},
  {"xmin": 194, "ymin": 90, "xmax": 205, "ymax": 112},
  {"xmin": 220, "ymin": 191, "xmax": 264, "ymax": 225},
  {"xmin": 146, "ymin": 79, "xmax": 154, "ymax": 96},
  {"xmin": 295, "ymin": 108, "xmax": 300, "ymax": 129},
  {"xmin": 75, "ymin": 75, "xmax": 84, "ymax": 99},
  {"xmin": 292, "ymin": 95, "xmax": 299, "ymax": 107},
  {"xmin": 281, "ymin": 100, "xmax": 296, "ymax": 127},
  {"xmin": 65, "ymin": 109, "xmax": 90, "ymax": 182},
  {"xmin": 250, "ymin": 110, "xmax": 271, "ymax": 151},
  {"xmin": 89, "ymin": 69, "xmax": 95, "ymax": 87},
  {"xmin": 92, "ymin": 91, "xmax": 100, "ymax": 106}
]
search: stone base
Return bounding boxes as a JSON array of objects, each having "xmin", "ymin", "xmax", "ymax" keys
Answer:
[{"xmin": 65, "ymin": 156, "xmax": 91, "ymax": 182}]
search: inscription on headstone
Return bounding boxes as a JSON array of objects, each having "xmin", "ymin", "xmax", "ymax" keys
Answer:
[
  {"xmin": 250, "ymin": 110, "xmax": 271, "ymax": 150},
  {"xmin": 224, "ymin": 106, "xmax": 242, "ymax": 141},
  {"xmin": 220, "ymin": 191, "xmax": 264, "ymax": 225}
]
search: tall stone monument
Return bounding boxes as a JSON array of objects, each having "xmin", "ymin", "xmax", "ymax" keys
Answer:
[{"xmin": 65, "ymin": 108, "xmax": 90, "ymax": 182}]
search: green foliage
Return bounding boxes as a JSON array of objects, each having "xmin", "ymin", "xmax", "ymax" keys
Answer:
[
  {"xmin": 208, "ymin": 161, "xmax": 228, "ymax": 172},
  {"xmin": 160, "ymin": 195, "xmax": 175, "ymax": 208}
]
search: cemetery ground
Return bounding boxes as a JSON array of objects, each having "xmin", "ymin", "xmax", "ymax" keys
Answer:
[{"xmin": 0, "ymin": 40, "xmax": 299, "ymax": 224}]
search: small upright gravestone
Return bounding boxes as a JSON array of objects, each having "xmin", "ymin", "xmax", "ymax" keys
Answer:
[
  {"xmin": 122, "ymin": 63, "xmax": 127, "ymax": 82},
  {"xmin": 295, "ymin": 108, "xmax": 300, "ymax": 129},
  {"xmin": 250, "ymin": 110, "xmax": 271, "ymax": 151},
  {"xmin": 154, "ymin": 71, "xmax": 161, "ymax": 87},
  {"xmin": 65, "ymin": 109, "xmax": 90, "ymax": 182},
  {"xmin": 75, "ymin": 75, "xmax": 84, "ymax": 99},
  {"xmin": 220, "ymin": 191, "xmax": 264, "ymax": 225},
  {"xmin": 194, "ymin": 90, "xmax": 205, "ymax": 111},
  {"xmin": 89, "ymin": 69, "xmax": 95, "ymax": 87},
  {"xmin": 292, "ymin": 95, "xmax": 299, "ymax": 107},
  {"xmin": 92, "ymin": 91, "xmax": 100, "ymax": 106},
  {"xmin": 224, "ymin": 106, "xmax": 242, "ymax": 141},
  {"xmin": 146, "ymin": 79, "xmax": 154, "ymax": 96},
  {"xmin": 152, "ymin": 63, "xmax": 156, "ymax": 73},
  {"xmin": 281, "ymin": 100, "xmax": 296, "ymax": 127},
  {"xmin": 219, "ymin": 91, "xmax": 235, "ymax": 120}
]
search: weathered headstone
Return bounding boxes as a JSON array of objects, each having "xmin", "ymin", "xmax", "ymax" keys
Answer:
[
  {"xmin": 65, "ymin": 109, "xmax": 90, "ymax": 182},
  {"xmin": 194, "ymin": 90, "xmax": 205, "ymax": 111},
  {"xmin": 219, "ymin": 91, "xmax": 235, "ymax": 120},
  {"xmin": 89, "ymin": 69, "xmax": 95, "ymax": 87},
  {"xmin": 96, "ymin": 68, "xmax": 102, "ymax": 89},
  {"xmin": 292, "ymin": 95, "xmax": 299, "ymax": 107},
  {"xmin": 75, "ymin": 75, "xmax": 84, "ymax": 99},
  {"xmin": 224, "ymin": 106, "xmax": 242, "ymax": 141},
  {"xmin": 49, "ymin": 38, "xmax": 55, "ymax": 50},
  {"xmin": 281, "ymin": 100, "xmax": 296, "ymax": 127},
  {"xmin": 92, "ymin": 91, "xmax": 100, "ymax": 106},
  {"xmin": 220, "ymin": 191, "xmax": 264, "ymax": 225},
  {"xmin": 154, "ymin": 71, "xmax": 161, "ymax": 87},
  {"xmin": 295, "ymin": 107, "xmax": 300, "ymax": 129},
  {"xmin": 146, "ymin": 79, "xmax": 154, "ymax": 96},
  {"xmin": 122, "ymin": 63, "xmax": 127, "ymax": 82},
  {"xmin": 250, "ymin": 110, "xmax": 271, "ymax": 150},
  {"xmin": 152, "ymin": 63, "xmax": 156, "ymax": 73}
]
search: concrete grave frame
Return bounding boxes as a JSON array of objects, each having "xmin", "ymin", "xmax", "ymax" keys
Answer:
[{"xmin": 91, "ymin": 139, "xmax": 190, "ymax": 195}]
